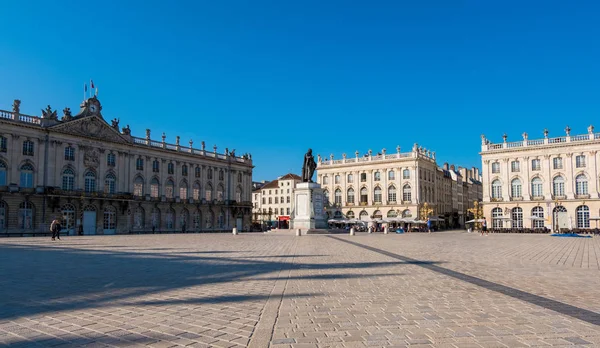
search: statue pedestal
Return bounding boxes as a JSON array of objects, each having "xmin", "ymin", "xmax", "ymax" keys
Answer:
[{"xmin": 291, "ymin": 182, "xmax": 328, "ymax": 231}]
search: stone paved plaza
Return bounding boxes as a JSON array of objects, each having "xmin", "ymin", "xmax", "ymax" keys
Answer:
[{"xmin": 1, "ymin": 231, "xmax": 599, "ymax": 348}]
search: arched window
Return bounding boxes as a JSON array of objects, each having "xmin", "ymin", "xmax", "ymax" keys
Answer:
[
  {"xmin": 402, "ymin": 184, "xmax": 411, "ymax": 202},
  {"xmin": 491, "ymin": 180, "xmax": 502, "ymax": 199},
  {"xmin": 180, "ymin": 208, "xmax": 189, "ymax": 227},
  {"xmin": 575, "ymin": 174, "xmax": 588, "ymax": 195},
  {"xmin": 346, "ymin": 211, "xmax": 355, "ymax": 219},
  {"xmin": 553, "ymin": 176, "xmax": 565, "ymax": 196},
  {"xmin": 195, "ymin": 166, "xmax": 201, "ymax": 178},
  {"xmin": 359, "ymin": 210, "xmax": 369, "ymax": 221},
  {"xmin": 374, "ymin": 172, "xmax": 381, "ymax": 181},
  {"xmin": 492, "ymin": 207, "xmax": 503, "ymax": 228},
  {"xmin": 193, "ymin": 182, "xmax": 201, "ymax": 200},
  {"xmin": 387, "ymin": 210, "xmax": 398, "ymax": 218},
  {"xmin": 373, "ymin": 210, "xmax": 382, "ymax": 219},
  {"xmin": 531, "ymin": 177, "xmax": 543, "ymax": 197},
  {"xmin": 61, "ymin": 203, "xmax": 76, "ymax": 231},
  {"xmin": 217, "ymin": 210, "xmax": 225, "ymax": 228},
  {"xmin": 401, "ymin": 209, "xmax": 412, "ymax": 218},
  {"xmin": 105, "ymin": 173, "xmax": 116, "ymax": 194},
  {"xmin": 373, "ymin": 187, "xmax": 382, "ymax": 203},
  {"xmin": 62, "ymin": 168, "xmax": 75, "ymax": 191},
  {"xmin": 205, "ymin": 183, "xmax": 213, "ymax": 201},
  {"xmin": 334, "ymin": 189, "xmax": 342, "ymax": 204},
  {"xmin": 510, "ymin": 178, "xmax": 522, "ymax": 198},
  {"xmin": 0, "ymin": 160, "xmax": 6, "ymax": 186},
  {"xmin": 179, "ymin": 180, "xmax": 188, "ymax": 199},
  {"xmin": 388, "ymin": 185, "xmax": 396, "ymax": 202},
  {"xmin": 512, "ymin": 207, "xmax": 523, "ymax": 229},
  {"xmin": 20, "ymin": 163, "xmax": 34, "ymax": 188},
  {"xmin": 134, "ymin": 207, "xmax": 144, "ymax": 229},
  {"xmin": 323, "ymin": 176, "xmax": 329, "ymax": 185},
  {"xmin": 347, "ymin": 188, "xmax": 355, "ymax": 204},
  {"xmin": 402, "ymin": 169, "xmax": 410, "ymax": 179},
  {"xmin": 206, "ymin": 210, "xmax": 215, "ymax": 229},
  {"xmin": 19, "ymin": 201, "xmax": 34, "ymax": 229},
  {"xmin": 84, "ymin": 170, "xmax": 96, "ymax": 193},
  {"xmin": 166, "ymin": 208, "xmax": 175, "ymax": 229},
  {"xmin": 360, "ymin": 187, "xmax": 368, "ymax": 204},
  {"xmin": 576, "ymin": 205, "xmax": 590, "ymax": 228},
  {"xmin": 151, "ymin": 207, "xmax": 161, "ymax": 229},
  {"xmin": 193, "ymin": 209, "xmax": 202, "ymax": 231},
  {"xmin": 217, "ymin": 184, "xmax": 224, "ymax": 201},
  {"xmin": 0, "ymin": 200, "xmax": 6, "ymax": 231},
  {"xmin": 134, "ymin": 176, "xmax": 145, "ymax": 196},
  {"xmin": 236, "ymin": 186, "xmax": 242, "ymax": 202},
  {"xmin": 165, "ymin": 179, "xmax": 174, "ymax": 199},
  {"xmin": 531, "ymin": 207, "xmax": 544, "ymax": 229},
  {"xmin": 347, "ymin": 174, "xmax": 353, "ymax": 183},
  {"xmin": 103, "ymin": 206, "xmax": 116, "ymax": 231}
]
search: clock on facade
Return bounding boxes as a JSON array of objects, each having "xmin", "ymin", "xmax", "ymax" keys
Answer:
[{"xmin": 89, "ymin": 104, "xmax": 97, "ymax": 113}]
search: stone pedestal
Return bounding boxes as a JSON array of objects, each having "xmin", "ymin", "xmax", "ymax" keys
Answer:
[{"xmin": 291, "ymin": 182, "xmax": 328, "ymax": 231}]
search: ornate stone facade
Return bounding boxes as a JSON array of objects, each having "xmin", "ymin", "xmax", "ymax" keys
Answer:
[
  {"xmin": 480, "ymin": 127, "xmax": 599, "ymax": 231},
  {"xmin": 0, "ymin": 97, "xmax": 253, "ymax": 235}
]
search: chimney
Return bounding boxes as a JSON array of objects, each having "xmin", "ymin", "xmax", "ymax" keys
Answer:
[
  {"xmin": 443, "ymin": 162, "xmax": 449, "ymax": 170},
  {"xmin": 450, "ymin": 164, "xmax": 455, "ymax": 171}
]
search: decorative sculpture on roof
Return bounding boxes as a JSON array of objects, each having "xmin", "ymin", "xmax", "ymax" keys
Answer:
[
  {"xmin": 301, "ymin": 148, "xmax": 316, "ymax": 183},
  {"xmin": 588, "ymin": 125, "xmax": 594, "ymax": 134},
  {"xmin": 230, "ymin": 149, "xmax": 235, "ymax": 157},
  {"xmin": 122, "ymin": 125, "xmax": 131, "ymax": 135},
  {"xmin": 111, "ymin": 118, "xmax": 120, "ymax": 130},
  {"xmin": 62, "ymin": 107, "xmax": 72, "ymax": 121},
  {"xmin": 12, "ymin": 99, "xmax": 21, "ymax": 114},
  {"xmin": 41, "ymin": 105, "xmax": 57, "ymax": 119},
  {"xmin": 565, "ymin": 125, "xmax": 571, "ymax": 136}
]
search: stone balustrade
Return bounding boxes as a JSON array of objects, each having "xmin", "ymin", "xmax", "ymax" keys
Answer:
[{"xmin": 481, "ymin": 127, "xmax": 600, "ymax": 152}]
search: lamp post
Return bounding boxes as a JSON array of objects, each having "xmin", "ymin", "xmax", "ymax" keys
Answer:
[
  {"xmin": 467, "ymin": 200, "xmax": 484, "ymax": 231},
  {"xmin": 553, "ymin": 198, "xmax": 561, "ymax": 232}
]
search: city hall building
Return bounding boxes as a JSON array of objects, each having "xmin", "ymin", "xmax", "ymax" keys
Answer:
[
  {"xmin": 0, "ymin": 97, "xmax": 253, "ymax": 235},
  {"xmin": 480, "ymin": 126, "xmax": 599, "ymax": 231}
]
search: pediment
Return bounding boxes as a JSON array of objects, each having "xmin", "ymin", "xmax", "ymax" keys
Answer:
[{"xmin": 49, "ymin": 116, "xmax": 130, "ymax": 144}]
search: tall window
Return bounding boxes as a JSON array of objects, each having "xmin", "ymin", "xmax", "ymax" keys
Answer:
[
  {"xmin": 360, "ymin": 187, "xmax": 368, "ymax": 203},
  {"xmin": 286, "ymin": 196, "xmax": 290, "ymax": 203},
  {"xmin": 134, "ymin": 207, "xmax": 144, "ymax": 229},
  {"xmin": 166, "ymin": 209, "xmax": 175, "ymax": 229},
  {"xmin": 238, "ymin": 172, "xmax": 242, "ymax": 183},
  {"xmin": 334, "ymin": 175, "xmax": 340, "ymax": 184},
  {"xmin": 491, "ymin": 180, "xmax": 502, "ymax": 199},
  {"xmin": 62, "ymin": 168, "xmax": 75, "ymax": 191},
  {"xmin": 576, "ymin": 205, "xmax": 590, "ymax": 228},
  {"xmin": 553, "ymin": 157, "xmax": 563, "ymax": 169},
  {"xmin": 165, "ymin": 179, "xmax": 174, "ymax": 199},
  {"xmin": 205, "ymin": 183, "xmax": 213, "ymax": 201},
  {"xmin": 553, "ymin": 176, "xmax": 565, "ymax": 196},
  {"xmin": 103, "ymin": 206, "xmax": 116, "ymax": 230},
  {"xmin": 136, "ymin": 157, "xmax": 143, "ymax": 170},
  {"xmin": 388, "ymin": 186, "xmax": 397, "ymax": 202},
  {"xmin": 19, "ymin": 201, "xmax": 33, "ymax": 229},
  {"xmin": 105, "ymin": 173, "xmax": 116, "ymax": 194},
  {"xmin": 373, "ymin": 187, "xmax": 382, "ymax": 203},
  {"xmin": 182, "ymin": 165, "xmax": 188, "ymax": 176},
  {"xmin": 531, "ymin": 207, "xmax": 544, "ymax": 228},
  {"xmin": 84, "ymin": 171, "xmax": 96, "ymax": 193},
  {"xmin": 195, "ymin": 166, "xmax": 201, "ymax": 178},
  {"xmin": 531, "ymin": 177, "xmax": 543, "ymax": 197},
  {"xmin": 275, "ymin": 197, "xmax": 279, "ymax": 204},
  {"xmin": 64, "ymin": 146, "xmax": 75, "ymax": 161},
  {"xmin": 0, "ymin": 136, "xmax": 6, "ymax": 152},
  {"xmin": 107, "ymin": 153, "xmax": 116, "ymax": 167},
  {"xmin": 20, "ymin": 164, "xmax": 34, "ymax": 188},
  {"xmin": 374, "ymin": 172, "xmax": 381, "ymax": 181},
  {"xmin": 218, "ymin": 170, "xmax": 224, "ymax": 181},
  {"xmin": 236, "ymin": 186, "xmax": 242, "ymax": 202},
  {"xmin": 0, "ymin": 161, "xmax": 6, "ymax": 186},
  {"xmin": 491, "ymin": 162, "xmax": 500, "ymax": 174},
  {"xmin": 134, "ymin": 176, "xmax": 144, "ymax": 196},
  {"xmin": 150, "ymin": 178, "xmax": 159, "ymax": 198},
  {"xmin": 347, "ymin": 174, "xmax": 353, "ymax": 183},
  {"xmin": 152, "ymin": 160, "xmax": 160, "ymax": 172},
  {"xmin": 193, "ymin": 182, "xmax": 200, "ymax": 200},
  {"xmin": 151, "ymin": 207, "xmax": 160, "ymax": 228},
  {"xmin": 510, "ymin": 178, "xmax": 522, "ymax": 198},
  {"xmin": 576, "ymin": 155, "xmax": 586, "ymax": 168},
  {"xmin": 179, "ymin": 181, "xmax": 188, "ymax": 199},
  {"xmin": 22, "ymin": 140, "xmax": 34, "ymax": 156},
  {"xmin": 575, "ymin": 174, "xmax": 588, "ymax": 195},
  {"xmin": 402, "ymin": 184, "xmax": 411, "ymax": 202},
  {"xmin": 323, "ymin": 176, "xmax": 329, "ymax": 184},
  {"xmin": 402, "ymin": 169, "xmax": 410, "ymax": 179},
  {"xmin": 334, "ymin": 189, "xmax": 342, "ymax": 204},
  {"xmin": 207, "ymin": 168, "xmax": 213, "ymax": 180},
  {"xmin": 511, "ymin": 161, "xmax": 520, "ymax": 172},
  {"xmin": 531, "ymin": 159, "xmax": 541, "ymax": 171},
  {"xmin": 168, "ymin": 163, "xmax": 174, "ymax": 174},
  {"xmin": 347, "ymin": 188, "xmax": 355, "ymax": 204},
  {"xmin": 360, "ymin": 173, "xmax": 366, "ymax": 182},
  {"xmin": 492, "ymin": 207, "xmax": 503, "ymax": 228},
  {"xmin": 217, "ymin": 184, "xmax": 224, "ymax": 201},
  {"xmin": 388, "ymin": 171, "xmax": 395, "ymax": 180},
  {"xmin": 512, "ymin": 207, "xmax": 523, "ymax": 228}
]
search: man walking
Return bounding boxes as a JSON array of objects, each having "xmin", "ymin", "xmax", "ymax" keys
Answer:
[{"xmin": 50, "ymin": 218, "xmax": 62, "ymax": 241}]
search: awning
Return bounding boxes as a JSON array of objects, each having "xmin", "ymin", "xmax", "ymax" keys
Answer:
[{"xmin": 278, "ymin": 216, "xmax": 290, "ymax": 221}]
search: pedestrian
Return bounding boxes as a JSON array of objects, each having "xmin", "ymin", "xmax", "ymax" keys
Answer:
[
  {"xmin": 482, "ymin": 219, "xmax": 488, "ymax": 236},
  {"xmin": 181, "ymin": 221, "xmax": 186, "ymax": 233},
  {"xmin": 50, "ymin": 218, "xmax": 62, "ymax": 241},
  {"xmin": 152, "ymin": 224, "xmax": 156, "ymax": 234},
  {"xmin": 78, "ymin": 224, "xmax": 83, "ymax": 236},
  {"xmin": 426, "ymin": 218, "xmax": 432, "ymax": 233}
]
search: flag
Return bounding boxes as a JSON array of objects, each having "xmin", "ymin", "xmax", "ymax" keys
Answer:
[
  {"xmin": 91, "ymin": 80, "xmax": 94, "ymax": 89},
  {"xmin": 84, "ymin": 84, "xmax": 87, "ymax": 92},
  {"xmin": 95, "ymin": 87, "xmax": 98, "ymax": 96}
]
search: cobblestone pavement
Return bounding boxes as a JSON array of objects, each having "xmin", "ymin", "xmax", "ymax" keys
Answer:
[{"xmin": 0, "ymin": 232, "xmax": 599, "ymax": 347}]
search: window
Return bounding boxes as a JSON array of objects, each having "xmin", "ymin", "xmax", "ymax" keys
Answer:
[
  {"xmin": 347, "ymin": 188, "xmax": 355, "ymax": 204},
  {"xmin": 334, "ymin": 175, "xmax": 340, "ymax": 184},
  {"xmin": 151, "ymin": 208, "xmax": 161, "ymax": 229},
  {"xmin": 491, "ymin": 180, "xmax": 502, "ymax": 199},
  {"xmin": 107, "ymin": 153, "xmax": 116, "ymax": 167},
  {"xmin": 510, "ymin": 178, "xmax": 522, "ymax": 198},
  {"xmin": 388, "ymin": 171, "xmax": 395, "ymax": 180},
  {"xmin": 575, "ymin": 174, "xmax": 588, "ymax": 195},
  {"xmin": 0, "ymin": 201, "xmax": 7, "ymax": 230},
  {"xmin": 207, "ymin": 168, "xmax": 213, "ymax": 180},
  {"xmin": 373, "ymin": 187, "xmax": 382, "ymax": 203},
  {"xmin": 105, "ymin": 173, "xmax": 116, "ymax": 194},
  {"xmin": 62, "ymin": 168, "xmax": 75, "ymax": 191},
  {"xmin": 347, "ymin": 174, "xmax": 353, "ymax": 183},
  {"xmin": 576, "ymin": 155, "xmax": 586, "ymax": 168},
  {"xmin": 360, "ymin": 187, "xmax": 368, "ymax": 203},
  {"xmin": 22, "ymin": 140, "xmax": 34, "ymax": 156},
  {"xmin": 150, "ymin": 178, "xmax": 159, "ymax": 198},
  {"xmin": 103, "ymin": 206, "xmax": 116, "ymax": 230},
  {"xmin": 0, "ymin": 161, "xmax": 6, "ymax": 186},
  {"xmin": 553, "ymin": 157, "xmax": 563, "ymax": 169},
  {"xmin": 287, "ymin": 208, "xmax": 290, "ymax": 215},
  {"xmin": 531, "ymin": 207, "xmax": 544, "ymax": 228},
  {"xmin": 19, "ymin": 201, "xmax": 33, "ymax": 229},
  {"xmin": 387, "ymin": 210, "xmax": 398, "ymax": 218},
  {"xmin": 275, "ymin": 197, "xmax": 279, "ymax": 204},
  {"xmin": 236, "ymin": 187, "xmax": 242, "ymax": 202},
  {"xmin": 168, "ymin": 163, "xmax": 174, "ymax": 174},
  {"xmin": 576, "ymin": 205, "xmax": 590, "ymax": 228},
  {"xmin": 238, "ymin": 172, "xmax": 242, "ymax": 183},
  {"xmin": 165, "ymin": 179, "xmax": 174, "ymax": 199},
  {"xmin": 195, "ymin": 166, "xmax": 201, "ymax": 178},
  {"xmin": 134, "ymin": 207, "xmax": 145, "ymax": 229},
  {"xmin": 334, "ymin": 189, "xmax": 342, "ymax": 204},
  {"xmin": 511, "ymin": 161, "xmax": 520, "ymax": 172},
  {"xmin": 531, "ymin": 159, "xmax": 541, "ymax": 171},
  {"xmin": 491, "ymin": 162, "xmax": 500, "ymax": 174},
  {"xmin": 346, "ymin": 211, "xmax": 355, "ymax": 219},
  {"xmin": 193, "ymin": 210, "xmax": 201, "ymax": 231},
  {"xmin": 193, "ymin": 182, "xmax": 200, "ymax": 200},
  {"xmin": 84, "ymin": 171, "xmax": 96, "ymax": 193},
  {"xmin": 20, "ymin": 164, "xmax": 34, "ymax": 188},
  {"xmin": 512, "ymin": 207, "xmax": 523, "ymax": 228},
  {"xmin": 360, "ymin": 173, "xmax": 366, "ymax": 182},
  {"xmin": 64, "ymin": 146, "xmax": 75, "ymax": 161},
  {"xmin": 388, "ymin": 186, "xmax": 396, "ymax": 202},
  {"xmin": 268, "ymin": 197, "xmax": 272, "ymax": 204},
  {"xmin": 287, "ymin": 196, "xmax": 290, "ymax": 203},
  {"xmin": 0, "ymin": 136, "xmax": 6, "ymax": 152},
  {"xmin": 531, "ymin": 177, "xmax": 543, "ymax": 197},
  {"xmin": 205, "ymin": 184, "xmax": 213, "ymax": 201},
  {"xmin": 323, "ymin": 176, "xmax": 329, "ymax": 185},
  {"xmin": 166, "ymin": 209, "xmax": 175, "ymax": 229},
  {"xmin": 179, "ymin": 181, "xmax": 188, "ymax": 199},
  {"xmin": 323, "ymin": 190, "xmax": 329, "ymax": 204},
  {"xmin": 218, "ymin": 170, "xmax": 224, "ymax": 181},
  {"xmin": 217, "ymin": 184, "xmax": 224, "ymax": 201},
  {"xmin": 374, "ymin": 172, "xmax": 381, "ymax": 181},
  {"xmin": 402, "ymin": 169, "xmax": 410, "ymax": 179},
  {"xmin": 262, "ymin": 197, "xmax": 266, "ymax": 204},
  {"xmin": 492, "ymin": 207, "xmax": 503, "ymax": 228},
  {"xmin": 152, "ymin": 160, "xmax": 160, "ymax": 172},
  {"xmin": 402, "ymin": 184, "xmax": 411, "ymax": 202},
  {"xmin": 134, "ymin": 176, "xmax": 144, "ymax": 196},
  {"xmin": 136, "ymin": 158, "xmax": 143, "ymax": 170},
  {"xmin": 182, "ymin": 165, "xmax": 188, "ymax": 176},
  {"xmin": 552, "ymin": 176, "xmax": 565, "ymax": 196}
]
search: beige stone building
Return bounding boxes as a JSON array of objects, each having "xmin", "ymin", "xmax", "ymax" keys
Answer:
[
  {"xmin": 316, "ymin": 145, "xmax": 482, "ymax": 227},
  {"xmin": 0, "ymin": 97, "xmax": 253, "ymax": 235},
  {"xmin": 480, "ymin": 126, "xmax": 599, "ymax": 231},
  {"xmin": 252, "ymin": 173, "xmax": 302, "ymax": 228}
]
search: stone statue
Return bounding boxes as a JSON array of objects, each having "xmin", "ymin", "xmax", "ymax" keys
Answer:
[
  {"xmin": 230, "ymin": 149, "xmax": 235, "ymax": 157},
  {"xmin": 302, "ymin": 148, "xmax": 317, "ymax": 183},
  {"xmin": 111, "ymin": 118, "xmax": 120, "ymax": 130},
  {"xmin": 12, "ymin": 99, "xmax": 21, "ymax": 114},
  {"xmin": 122, "ymin": 125, "xmax": 131, "ymax": 135},
  {"xmin": 62, "ymin": 107, "xmax": 72, "ymax": 121}
]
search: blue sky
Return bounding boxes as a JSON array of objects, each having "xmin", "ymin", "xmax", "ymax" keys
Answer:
[{"xmin": 1, "ymin": 1, "xmax": 599, "ymax": 181}]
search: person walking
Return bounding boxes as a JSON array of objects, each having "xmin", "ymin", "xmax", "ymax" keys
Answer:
[
  {"xmin": 426, "ymin": 218, "xmax": 432, "ymax": 233},
  {"xmin": 50, "ymin": 218, "xmax": 62, "ymax": 241},
  {"xmin": 482, "ymin": 219, "xmax": 488, "ymax": 236}
]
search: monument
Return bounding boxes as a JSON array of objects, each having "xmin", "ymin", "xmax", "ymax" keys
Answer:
[{"xmin": 291, "ymin": 149, "xmax": 328, "ymax": 231}]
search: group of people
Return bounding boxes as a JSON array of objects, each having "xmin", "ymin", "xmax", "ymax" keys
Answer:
[{"xmin": 50, "ymin": 218, "xmax": 62, "ymax": 241}]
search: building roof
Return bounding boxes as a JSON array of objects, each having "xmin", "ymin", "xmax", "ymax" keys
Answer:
[
  {"xmin": 260, "ymin": 180, "xmax": 280, "ymax": 189},
  {"xmin": 278, "ymin": 173, "xmax": 302, "ymax": 181}
]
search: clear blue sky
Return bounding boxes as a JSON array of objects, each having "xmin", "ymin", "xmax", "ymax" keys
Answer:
[{"xmin": 1, "ymin": 1, "xmax": 599, "ymax": 181}]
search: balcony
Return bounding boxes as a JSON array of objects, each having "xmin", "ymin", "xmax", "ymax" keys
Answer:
[
  {"xmin": 509, "ymin": 196, "xmax": 523, "ymax": 201},
  {"xmin": 530, "ymin": 195, "xmax": 545, "ymax": 201},
  {"xmin": 551, "ymin": 195, "xmax": 567, "ymax": 200},
  {"xmin": 575, "ymin": 194, "xmax": 591, "ymax": 199},
  {"xmin": 401, "ymin": 200, "xmax": 412, "ymax": 204},
  {"xmin": 490, "ymin": 197, "xmax": 504, "ymax": 202}
]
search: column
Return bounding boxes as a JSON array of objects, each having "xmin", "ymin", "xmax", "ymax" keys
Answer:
[
  {"xmin": 565, "ymin": 153, "xmax": 574, "ymax": 198},
  {"xmin": 589, "ymin": 151, "xmax": 598, "ymax": 198},
  {"xmin": 522, "ymin": 156, "xmax": 530, "ymax": 199}
]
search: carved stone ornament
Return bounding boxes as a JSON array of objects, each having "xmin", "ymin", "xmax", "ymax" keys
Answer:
[
  {"xmin": 84, "ymin": 147, "xmax": 100, "ymax": 168},
  {"xmin": 62, "ymin": 107, "xmax": 73, "ymax": 121},
  {"xmin": 49, "ymin": 117, "xmax": 129, "ymax": 144},
  {"xmin": 12, "ymin": 99, "xmax": 21, "ymax": 114},
  {"xmin": 41, "ymin": 105, "xmax": 57, "ymax": 119}
]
